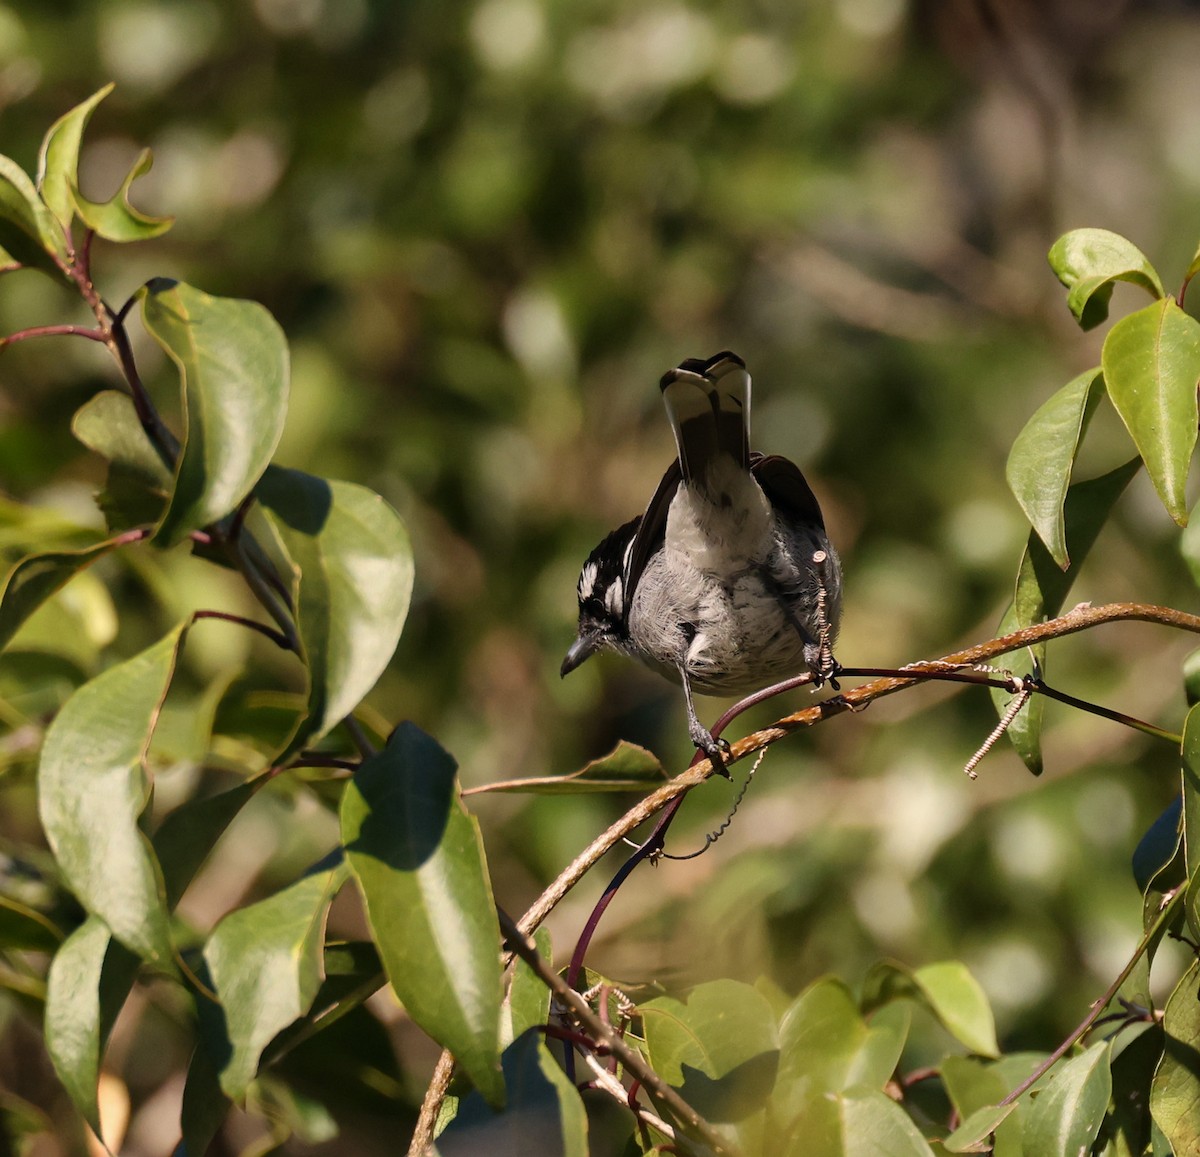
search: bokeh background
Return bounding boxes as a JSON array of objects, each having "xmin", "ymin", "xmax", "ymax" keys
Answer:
[{"xmin": 3, "ymin": 0, "xmax": 1200, "ymax": 1152}]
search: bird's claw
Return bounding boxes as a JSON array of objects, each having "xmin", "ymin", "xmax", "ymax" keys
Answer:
[{"xmin": 691, "ymin": 726, "xmax": 732, "ymax": 778}]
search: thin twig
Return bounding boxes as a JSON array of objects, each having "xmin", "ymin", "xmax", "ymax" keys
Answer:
[
  {"xmin": 192, "ymin": 609, "xmax": 292, "ymax": 650},
  {"xmin": 0, "ymin": 324, "xmax": 107, "ymax": 346}
]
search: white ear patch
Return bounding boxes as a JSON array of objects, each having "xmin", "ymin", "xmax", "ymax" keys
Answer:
[{"xmin": 605, "ymin": 576, "xmax": 624, "ymax": 616}]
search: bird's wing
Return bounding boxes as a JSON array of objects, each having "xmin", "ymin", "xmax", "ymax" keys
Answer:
[
  {"xmin": 659, "ymin": 350, "xmax": 750, "ymax": 482},
  {"xmin": 622, "ymin": 459, "xmax": 682, "ymax": 624},
  {"xmin": 750, "ymin": 452, "xmax": 826, "ymax": 530}
]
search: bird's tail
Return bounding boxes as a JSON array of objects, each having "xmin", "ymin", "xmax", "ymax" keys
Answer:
[{"xmin": 659, "ymin": 350, "xmax": 750, "ymax": 484}]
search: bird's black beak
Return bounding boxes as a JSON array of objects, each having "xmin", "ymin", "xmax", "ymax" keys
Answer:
[{"xmin": 561, "ymin": 631, "xmax": 603, "ymax": 677}]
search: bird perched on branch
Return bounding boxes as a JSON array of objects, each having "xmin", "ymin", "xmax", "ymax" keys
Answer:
[{"xmin": 562, "ymin": 350, "xmax": 842, "ymax": 772}]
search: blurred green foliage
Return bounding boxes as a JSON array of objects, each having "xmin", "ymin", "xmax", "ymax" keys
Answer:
[{"xmin": 4, "ymin": 0, "xmax": 1200, "ymax": 1153}]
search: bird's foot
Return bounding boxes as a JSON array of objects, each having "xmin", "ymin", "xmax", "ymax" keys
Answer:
[{"xmin": 690, "ymin": 722, "xmax": 732, "ymax": 778}]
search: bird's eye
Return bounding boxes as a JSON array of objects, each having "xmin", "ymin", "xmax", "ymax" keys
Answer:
[{"xmin": 582, "ymin": 595, "xmax": 606, "ymax": 618}]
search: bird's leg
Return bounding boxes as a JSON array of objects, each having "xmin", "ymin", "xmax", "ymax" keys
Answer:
[
  {"xmin": 811, "ymin": 550, "xmax": 840, "ymax": 688},
  {"xmin": 677, "ymin": 663, "xmax": 731, "ymax": 777}
]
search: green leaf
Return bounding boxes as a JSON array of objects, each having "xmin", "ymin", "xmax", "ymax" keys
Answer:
[
  {"xmin": 993, "ymin": 457, "xmax": 1141, "ymax": 774},
  {"xmin": 777, "ymin": 976, "xmax": 868, "ymax": 1100},
  {"xmin": 0, "ymin": 895, "xmax": 63, "ymax": 953},
  {"xmin": 1150, "ymin": 961, "xmax": 1200, "ymax": 1157},
  {"xmin": 0, "ymin": 153, "xmax": 69, "ymax": 277},
  {"xmin": 340, "ymin": 723, "xmax": 504, "ymax": 1106},
  {"xmin": 1024, "ymin": 1041, "xmax": 1111, "ymax": 1156},
  {"xmin": 861, "ymin": 960, "xmax": 998, "ymax": 1058},
  {"xmin": 72, "ymin": 390, "xmax": 173, "ymax": 531},
  {"xmin": 1182, "ymin": 704, "xmax": 1200, "ymax": 941},
  {"xmin": 846, "ymin": 1001, "xmax": 911, "ymax": 1090},
  {"xmin": 1102, "ymin": 298, "xmax": 1200, "ymax": 525},
  {"xmin": 0, "ymin": 535, "xmax": 132, "ymax": 653},
  {"xmin": 140, "ymin": 279, "xmax": 289, "ymax": 545},
  {"xmin": 1104, "ymin": 1023, "xmax": 1163, "ymax": 1157},
  {"xmin": 436, "ymin": 1029, "xmax": 587, "ymax": 1157},
  {"xmin": 258, "ymin": 468, "xmax": 413, "ymax": 753},
  {"xmin": 203, "ymin": 859, "xmax": 348, "ymax": 1099},
  {"xmin": 70, "ymin": 148, "xmax": 173, "ymax": 241},
  {"xmin": 1005, "ymin": 369, "xmax": 1104, "ymax": 569},
  {"xmin": 36, "ymin": 83, "xmax": 114, "ymax": 229},
  {"xmin": 835, "ymin": 1088, "xmax": 936, "ymax": 1156},
  {"xmin": 37, "ymin": 626, "xmax": 184, "ymax": 963},
  {"xmin": 468, "ymin": 740, "xmax": 667, "ymax": 795},
  {"xmin": 1048, "ymin": 228, "xmax": 1165, "ymax": 330},
  {"xmin": 506, "ymin": 926, "xmax": 551, "ymax": 1045},
  {"xmin": 641, "ymin": 979, "xmax": 780, "ymax": 1123},
  {"xmin": 180, "ymin": 1044, "xmax": 232, "ymax": 1157},
  {"xmin": 944, "ymin": 1101, "xmax": 1020, "ymax": 1154},
  {"xmin": 941, "ymin": 1056, "xmax": 1020, "ymax": 1157},
  {"xmin": 44, "ymin": 916, "xmax": 140, "ymax": 1134},
  {"xmin": 1131, "ymin": 794, "xmax": 1183, "ymax": 897}
]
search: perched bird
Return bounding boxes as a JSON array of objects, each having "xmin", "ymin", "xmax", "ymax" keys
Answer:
[{"xmin": 562, "ymin": 351, "xmax": 842, "ymax": 771}]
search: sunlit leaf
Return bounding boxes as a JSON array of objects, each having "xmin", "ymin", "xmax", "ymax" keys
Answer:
[
  {"xmin": 1049, "ymin": 228, "xmax": 1164, "ymax": 330},
  {"xmin": 0, "ymin": 154, "xmax": 69, "ymax": 277},
  {"xmin": 944, "ymin": 1101, "xmax": 1020, "ymax": 1154},
  {"xmin": 506, "ymin": 926, "xmax": 551, "ymax": 1045},
  {"xmin": 340, "ymin": 723, "xmax": 504, "ymax": 1106},
  {"xmin": 1023, "ymin": 1041, "xmax": 1111, "ymax": 1155},
  {"xmin": 437, "ymin": 1029, "xmax": 586, "ymax": 1157},
  {"xmin": 203, "ymin": 858, "xmax": 349, "ymax": 1098},
  {"xmin": 70, "ymin": 148, "xmax": 173, "ymax": 241},
  {"xmin": 44, "ymin": 917, "xmax": 139, "ymax": 1135},
  {"xmin": 258, "ymin": 467, "xmax": 413, "ymax": 753},
  {"xmin": 36, "ymin": 83, "xmax": 114, "ymax": 229},
  {"xmin": 1005, "ymin": 368, "xmax": 1103, "ymax": 569},
  {"xmin": 466, "ymin": 740, "xmax": 666, "ymax": 795},
  {"xmin": 1102, "ymin": 298, "xmax": 1200, "ymax": 525},
  {"xmin": 38, "ymin": 626, "xmax": 184, "ymax": 963},
  {"xmin": 0, "ymin": 534, "xmax": 134, "ymax": 653},
  {"xmin": 941, "ymin": 1056, "xmax": 1020, "ymax": 1157},
  {"xmin": 1150, "ymin": 960, "xmax": 1200, "ymax": 1155},
  {"xmin": 140, "ymin": 279, "xmax": 289, "ymax": 544}
]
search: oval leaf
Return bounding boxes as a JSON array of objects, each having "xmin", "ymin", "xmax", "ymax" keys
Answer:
[
  {"xmin": 0, "ymin": 154, "xmax": 69, "ymax": 277},
  {"xmin": 44, "ymin": 916, "xmax": 140, "ymax": 1135},
  {"xmin": 203, "ymin": 859, "xmax": 348, "ymax": 1099},
  {"xmin": 1023, "ymin": 1040, "xmax": 1111, "ymax": 1156},
  {"xmin": 70, "ymin": 148, "xmax": 173, "ymax": 242},
  {"xmin": 838, "ymin": 1087, "xmax": 936, "ymax": 1156},
  {"xmin": 340, "ymin": 723, "xmax": 504, "ymax": 1106},
  {"xmin": 257, "ymin": 467, "xmax": 413, "ymax": 753},
  {"xmin": 466, "ymin": 739, "xmax": 666, "ymax": 795},
  {"xmin": 1150, "ymin": 960, "xmax": 1200, "ymax": 1154},
  {"xmin": 36, "ymin": 83, "xmax": 114, "ymax": 229},
  {"xmin": 38, "ymin": 627, "xmax": 184, "ymax": 963},
  {"xmin": 140, "ymin": 279, "xmax": 289, "ymax": 544},
  {"xmin": 1049, "ymin": 228, "xmax": 1164, "ymax": 330},
  {"xmin": 944, "ymin": 1101, "xmax": 1020, "ymax": 1153},
  {"xmin": 862, "ymin": 960, "xmax": 997, "ymax": 1058},
  {"xmin": 1102, "ymin": 298, "xmax": 1200, "ymax": 525},
  {"xmin": 1005, "ymin": 369, "xmax": 1103, "ymax": 569}
]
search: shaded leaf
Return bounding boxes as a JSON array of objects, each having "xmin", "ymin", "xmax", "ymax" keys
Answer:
[
  {"xmin": 1023, "ymin": 1041, "xmax": 1111, "ymax": 1156},
  {"xmin": 0, "ymin": 154, "xmax": 69, "ymax": 277},
  {"xmin": 437, "ymin": 1029, "xmax": 587, "ymax": 1157},
  {"xmin": 1131, "ymin": 794, "xmax": 1184, "ymax": 897},
  {"xmin": 72, "ymin": 390, "xmax": 173, "ymax": 531},
  {"xmin": 341, "ymin": 723, "xmax": 504, "ymax": 1106},
  {"xmin": 38, "ymin": 627, "xmax": 184, "ymax": 963},
  {"xmin": 941, "ymin": 1056, "xmax": 1020, "ymax": 1157},
  {"xmin": 466, "ymin": 740, "xmax": 666, "ymax": 795},
  {"xmin": 944, "ymin": 1102, "xmax": 1020, "ymax": 1154},
  {"xmin": 258, "ymin": 468, "xmax": 413, "ymax": 753},
  {"xmin": 1182, "ymin": 704, "xmax": 1200, "ymax": 941},
  {"xmin": 203, "ymin": 859, "xmax": 349, "ymax": 1099},
  {"xmin": 0, "ymin": 535, "xmax": 132, "ymax": 652},
  {"xmin": 70, "ymin": 148, "xmax": 173, "ymax": 241},
  {"xmin": 0, "ymin": 895, "xmax": 63, "ymax": 953},
  {"xmin": 140, "ymin": 279, "xmax": 289, "ymax": 544},
  {"xmin": 506, "ymin": 925, "xmax": 551, "ymax": 1045},
  {"xmin": 1049, "ymin": 228, "xmax": 1164, "ymax": 331},
  {"xmin": 1102, "ymin": 298, "xmax": 1200, "ymax": 525},
  {"xmin": 44, "ymin": 916, "xmax": 140, "ymax": 1134},
  {"xmin": 1102, "ymin": 1023, "xmax": 1163, "ymax": 1157},
  {"xmin": 36, "ymin": 83, "xmax": 114, "ymax": 229},
  {"xmin": 993, "ymin": 457, "xmax": 1140, "ymax": 773},
  {"xmin": 1005, "ymin": 368, "xmax": 1103, "ymax": 569},
  {"xmin": 179, "ymin": 1044, "xmax": 230, "ymax": 1157}
]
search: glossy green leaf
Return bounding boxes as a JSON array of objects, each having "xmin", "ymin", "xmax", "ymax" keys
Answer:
[
  {"xmin": 44, "ymin": 916, "xmax": 140, "ymax": 1134},
  {"xmin": 641, "ymin": 979, "xmax": 779, "ymax": 1123},
  {"xmin": 1131, "ymin": 794, "xmax": 1183, "ymax": 897},
  {"xmin": 944, "ymin": 1101, "xmax": 1020, "ymax": 1154},
  {"xmin": 941, "ymin": 1056, "xmax": 1020, "ymax": 1157},
  {"xmin": 436, "ymin": 1029, "xmax": 587, "ymax": 1157},
  {"xmin": 70, "ymin": 148, "xmax": 173, "ymax": 241},
  {"xmin": 140, "ymin": 279, "xmax": 289, "ymax": 544},
  {"xmin": 777, "ymin": 977, "xmax": 868, "ymax": 1099},
  {"xmin": 72, "ymin": 390, "xmax": 174, "ymax": 532},
  {"xmin": 203, "ymin": 859, "xmax": 348, "ymax": 1098},
  {"xmin": 1049, "ymin": 228, "xmax": 1164, "ymax": 330},
  {"xmin": 1182, "ymin": 704, "xmax": 1200, "ymax": 940},
  {"xmin": 1102, "ymin": 298, "xmax": 1200, "ymax": 525},
  {"xmin": 846, "ymin": 1001, "xmax": 910, "ymax": 1090},
  {"xmin": 0, "ymin": 535, "xmax": 132, "ymax": 652},
  {"xmin": 506, "ymin": 925, "xmax": 551, "ymax": 1045},
  {"xmin": 36, "ymin": 83, "xmax": 114, "ymax": 229},
  {"xmin": 153, "ymin": 779, "xmax": 262, "ymax": 910},
  {"xmin": 993, "ymin": 457, "xmax": 1140, "ymax": 773},
  {"xmin": 861, "ymin": 960, "xmax": 998, "ymax": 1058},
  {"xmin": 38, "ymin": 627, "xmax": 184, "ymax": 963},
  {"xmin": 1150, "ymin": 961, "xmax": 1200, "ymax": 1156},
  {"xmin": 0, "ymin": 153, "xmax": 69, "ymax": 277},
  {"xmin": 778, "ymin": 1086, "xmax": 937, "ymax": 1157},
  {"xmin": 258, "ymin": 467, "xmax": 413, "ymax": 753},
  {"xmin": 1024, "ymin": 1041, "xmax": 1111, "ymax": 1156},
  {"xmin": 467, "ymin": 739, "xmax": 666, "ymax": 795},
  {"xmin": 340, "ymin": 723, "xmax": 504, "ymax": 1106},
  {"xmin": 1005, "ymin": 368, "xmax": 1103, "ymax": 568}
]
